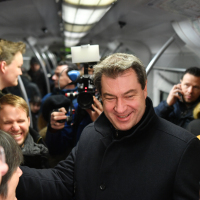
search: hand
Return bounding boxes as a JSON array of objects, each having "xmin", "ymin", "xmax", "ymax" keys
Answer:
[
  {"xmin": 166, "ymin": 84, "xmax": 183, "ymax": 106},
  {"xmin": 50, "ymin": 107, "xmax": 67, "ymax": 130},
  {"xmin": 86, "ymin": 96, "xmax": 103, "ymax": 122}
]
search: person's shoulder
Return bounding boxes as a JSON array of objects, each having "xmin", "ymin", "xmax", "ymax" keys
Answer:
[
  {"xmin": 38, "ymin": 69, "xmax": 45, "ymax": 76},
  {"xmin": 81, "ymin": 122, "xmax": 95, "ymax": 132},
  {"xmin": 42, "ymin": 93, "xmax": 52, "ymax": 102},
  {"xmin": 186, "ymin": 119, "xmax": 200, "ymax": 136},
  {"xmin": 79, "ymin": 113, "xmax": 109, "ymax": 139},
  {"xmin": 78, "ymin": 122, "xmax": 95, "ymax": 139},
  {"xmin": 155, "ymin": 117, "xmax": 196, "ymax": 144}
]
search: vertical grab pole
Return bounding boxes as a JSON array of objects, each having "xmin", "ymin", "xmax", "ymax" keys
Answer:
[
  {"xmin": 46, "ymin": 50, "xmax": 57, "ymax": 69},
  {"xmin": 41, "ymin": 52, "xmax": 52, "ymax": 74},
  {"xmin": 18, "ymin": 76, "xmax": 33, "ymax": 128},
  {"xmin": 146, "ymin": 36, "xmax": 175, "ymax": 76}
]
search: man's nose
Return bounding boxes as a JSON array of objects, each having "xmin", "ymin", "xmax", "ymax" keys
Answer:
[
  {"xmin": 114, "ymin": 98, "xmax": 126, "ymax": 113},
  {"xmin": 188, "ymin": 86, "xmax": 193, "ymax": 93},
  {"xmin": 52, "ymin": 74, "xmax": 57, "ymax": 80},
  {"xmin": 11, "ymin": 123, "xmax": 20, "ymax": 131}
]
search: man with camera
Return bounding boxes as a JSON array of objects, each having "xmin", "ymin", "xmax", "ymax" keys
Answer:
[
  {"xmin": 40, "ymin": 61, "xmax": 80, "ymax": 161},
  {"xmin": 41, "ymin": 60, "xmax": 79, "ymax": 108},
  {"xmin": 42, "ymin": 61, "xmax": 102, "ymax": 166},
  {"xmin": 17, "ymin": 53, "xmax": 200, "ymax": 200},
  {"xmin": 154, "ymin": 66, "xmax": 200, "ymax": 129}
]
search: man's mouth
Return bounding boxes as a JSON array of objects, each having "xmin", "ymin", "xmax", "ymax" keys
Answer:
[
  {"xmin": 117, "ymin": 112, "xmax": 132, "ymax": 119},
  {"xmin": 185, "ymin": 95, "xmax": 192, "ymax": 99},
  {"xmin": 118, "ymin": 114, "xmax": 129, "ymax": 118},
  {"xmin": 12, "ymin": 133, "xmax": 22, "ymax": 139}
]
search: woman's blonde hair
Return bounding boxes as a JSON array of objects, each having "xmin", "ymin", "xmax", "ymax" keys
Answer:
[
  {"xmin": 0, "ymin": 39, "xmax": 26, "ymax": 65},
  {"xmin": 193, "ymin": 102, "xmax": 200, "ymax": 119}
]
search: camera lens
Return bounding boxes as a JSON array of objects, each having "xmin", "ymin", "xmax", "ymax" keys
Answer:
[{"xmin": 78, "ymin": 92, "xmax": 93, "ymax": 109}]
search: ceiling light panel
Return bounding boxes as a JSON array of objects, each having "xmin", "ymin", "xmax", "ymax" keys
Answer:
[
  {"xmin": 65, "ymin": 38, "xmax": 80, "ymax": 47},
  {"xmin": 64, "ymin": 23, "xmax": 92, "ymax": 32},
  {"xmin": 64, "ymin": 0, "xmax": 116, "ymax": 6},
  {"xmin": 62, "ymin": 4, "xmax": 109, "ymax": 25},
  {"xmin": 64, "ymin": 31, "xmax": 87, "ymax": 38}
]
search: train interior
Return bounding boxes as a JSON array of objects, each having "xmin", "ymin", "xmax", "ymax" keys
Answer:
[{"xmin": 0, "ymin": 0, "xmax": 200, "ymax": 107}]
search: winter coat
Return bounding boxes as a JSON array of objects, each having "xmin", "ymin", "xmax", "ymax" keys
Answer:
[
  {"xmin": 186, "ymin": 119, "xmax": 200, "ymax": 137},
  {"xmin": 43, "ymin": 87, "xmax": 92, "ymax": 155},
  {"xmin": 27, "ymin": 69, "xmax": 47, "ymax": 97},
  {"xmin": 16, "ymin": 97, "xmax": 200, "ymax": 200},
  {"xmin": 154, "ymin": 98, "xmax": 200, "ymax": 128},
  {"xmin": 21, "ymin": 127, "xmax": 49, "ymax": 169}
]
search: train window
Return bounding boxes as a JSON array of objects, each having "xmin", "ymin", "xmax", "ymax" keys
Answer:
[{"xmin": 159, "ymin": 90, "xmax": 169, "ymax": 102}]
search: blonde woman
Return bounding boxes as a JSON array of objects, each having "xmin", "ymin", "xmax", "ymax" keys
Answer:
[{"xmin": 186, "ymin": 102, "xmax": 200, "ymax": 139}]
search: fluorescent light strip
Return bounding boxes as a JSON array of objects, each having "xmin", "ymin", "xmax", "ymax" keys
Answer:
[
  {"xmin": 62, "ymin": 4, "xmax": 110, "ymax": 25},
  {"xmin": 64, "ymin": 23, "xmax": 92, "ymax": 32},
  {"xmin": 64, "ymin": 0, "xmax": 116, "ymax": 6},
  {"xmin": 64, "ymin": 31, "xmax": 87, "ymax": 38}
]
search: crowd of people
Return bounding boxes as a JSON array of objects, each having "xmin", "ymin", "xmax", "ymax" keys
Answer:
[{"xmin": 0, "ymin": 38, "xmax": 200, "ymax": 200}]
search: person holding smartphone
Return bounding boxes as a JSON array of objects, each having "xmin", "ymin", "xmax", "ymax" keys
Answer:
[{"xmin": 155, "ymin": 66, "xmax": 200, "ymax": 128}]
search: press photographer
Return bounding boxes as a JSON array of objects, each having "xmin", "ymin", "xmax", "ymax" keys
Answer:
[{"xmin": 42, "ymin": 45, "xmax": 103, "ymax": 167}]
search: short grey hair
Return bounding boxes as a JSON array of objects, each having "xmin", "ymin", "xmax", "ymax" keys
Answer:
[{"xmin": 93, "ymin": 53, "xmax": 147, "ymax": 94}]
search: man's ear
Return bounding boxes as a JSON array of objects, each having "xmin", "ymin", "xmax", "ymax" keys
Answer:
[{"xmin": 0, "ymin": 61, "xmax": 7, "ymax": 74}]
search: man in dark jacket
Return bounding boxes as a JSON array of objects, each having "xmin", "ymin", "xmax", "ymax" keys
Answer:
[
  {"xmin": 154, "ymin": 66, "xmax": 200, "ymax": 128},
  {"xmin": 17, "ymin": 53, "xmax": 200, "ymax": 200},
  {"xmin": 39, "ymin": 61, "xmax": 81, "ymax": 163},
  {"xmin": 0, "ymin": 94, "xmax": 49, "ymax": 169},
  {"xmin": 28, "ymin": 57, "xmax": 47, "ymax": 97}
]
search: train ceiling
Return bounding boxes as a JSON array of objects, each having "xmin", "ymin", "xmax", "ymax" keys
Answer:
[{"xmin": 0, "ymin": 0, "xmax": 199, "ymax": 54}]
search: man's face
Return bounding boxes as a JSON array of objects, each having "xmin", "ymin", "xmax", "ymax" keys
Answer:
[
  {"xmin": 181, "ymin": 73, "xmax": 200, "ymax": 103},
  {"xmin": 52, "ymin": 65, "xmax": 72, "ymax": 89},
  {"xmin": 0, "ymin": 105, "xmax": 30, "ymax": 147},
  {"xmin": 6, "ymin": 167, "xmax": 22, "ymax": 200},
  {"xmin": 4, "ymin": 52, "xmax": 23, "ymax": 87},
  {"xmin": 31, "ymin": 64, "xmax": 40, "ymax": 72},
  {"xmin": 30, "ymin": 102, "xmax": 40, "ymax": 113},
  {"xmin": 101, "ymin": 68, "xmax": 147, "ymax": 131}
]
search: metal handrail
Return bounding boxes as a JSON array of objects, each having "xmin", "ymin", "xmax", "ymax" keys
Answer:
[
  {"xmin": 146, "ymin": 36, "xmax": 175, "ymax": 75},
  {"xmin": 18, "ymin": 76, "xmax": 33, "ymax": 127}
]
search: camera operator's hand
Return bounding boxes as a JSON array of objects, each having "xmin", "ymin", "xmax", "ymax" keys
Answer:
[
  {"xmin": 166, "ymin": 83, "xmax": 183, "ymax": 106},
  {"xmin": 86, "ymin": 96, "xmax": 103, "ymax": 122},
  {"xmin": 50, "ymin": 107, "xmax": 67, "ymax": 130}
]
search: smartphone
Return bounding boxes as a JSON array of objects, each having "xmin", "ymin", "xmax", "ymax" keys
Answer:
[{"xmin": 178, "ymin": 92, "xmax": 183, "ymax": 102}]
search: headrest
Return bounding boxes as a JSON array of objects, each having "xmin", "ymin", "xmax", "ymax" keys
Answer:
[{"xmin": 42, "ymin": 95, "xmax": 71, "ymax": 122}]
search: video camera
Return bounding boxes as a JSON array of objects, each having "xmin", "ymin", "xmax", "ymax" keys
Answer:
[
  {"xmin": 70, "ymin": 44, "xmax": 100, "ymax": 109},
  {"xmin": 64, "ymin": 64, "xmax": 95, "ymax": 109},
  {"xmin": 56, "ymin": 45, "xmax": 100, "ymax": 124},
  {"xmin": 54, "ymin": 45, "xmax": 99, "ymax": 124}
]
